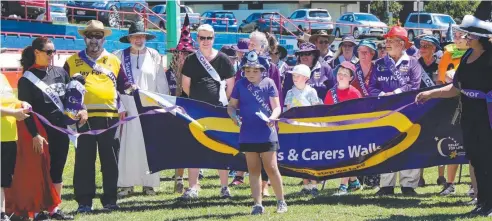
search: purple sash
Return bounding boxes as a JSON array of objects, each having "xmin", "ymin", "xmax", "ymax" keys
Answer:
[
  {"xmin": 246, "ymin": 79, "xmax": 272, "ymax": 115},
  {"xmin": 122, "ymin": 47, "xmax": 136, "ymax": 84},
  {"xmin": 460, "ymin": 88, "xmax": 492, "ymax": 129},
  {"xmin": 355, "ymin": 63, "xmax": 370, "ymax": 96},
  {"xmin": 330, "ymin": 86, "xmax": 339, "ymax": 104},
  {"xmin": 383, "ymin": 55, "xmax": 407, "ymax": 87}
]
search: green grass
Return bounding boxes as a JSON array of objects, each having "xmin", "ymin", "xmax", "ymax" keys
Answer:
[{"xmin": 55, "ymin": 147, "xmax": 489, "ymax": 221}]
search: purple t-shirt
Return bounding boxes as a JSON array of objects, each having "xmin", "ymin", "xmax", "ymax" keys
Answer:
[{"xmin": 231, "ymin": 77, "xmax": 279, "ymax": 143}]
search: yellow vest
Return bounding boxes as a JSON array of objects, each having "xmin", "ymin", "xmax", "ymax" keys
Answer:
[
  {"xmin": 0, "ymin": 73, "xmax": 20, "ymax": 142},
  {"xmin": 65, "ymin": 50, "xmax": 122, "ymax": 117}
]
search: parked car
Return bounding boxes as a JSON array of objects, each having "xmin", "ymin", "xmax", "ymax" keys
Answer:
[
  {"xmin": 238, "ymin": 12, "xmax": 281, "ymax": 33},
  {"xmin": 200, "ymin": 10, "xmax": 238, "ymax": 32},
  {"xmin": 47, "ymin": 3, "xmax": 68, "ymax": 23},
  {"xmin": 66, "ymin": 0, "xmax": 147, "ymax": 28},
  {"xmin": 404, "ymin": 12, "xmax": 456, "ymax": 41},
  {"xmin": 285, "ymin": 8, "xmax": 333, "ymax": 34},
  {"xmin": 334, "ymin": 12, "xmax": 388, "ymax": 39},
  {"xmin": 148, "ymin": 4, "xmax": 200, "ymax": 30},
  {"xmin": 1, "ymin": 0, "xmax": 46, "ymax": 19}
]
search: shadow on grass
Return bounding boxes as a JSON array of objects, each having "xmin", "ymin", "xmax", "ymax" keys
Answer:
[{"xmin": 365, "ymin": 213, "xmax": 469, "ymax": 221}]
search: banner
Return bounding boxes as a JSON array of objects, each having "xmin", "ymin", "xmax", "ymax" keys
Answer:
[{"xmin": 135, "ymin": 87, "xmax": 467, "ymax": 180}]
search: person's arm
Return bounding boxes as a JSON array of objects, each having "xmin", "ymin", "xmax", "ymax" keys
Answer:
[
  {"xmin": 63, "ymin": 62, "xmax": 70, "ymax": 75},
  {"xmin": 225, "ymin": 77, "xmax": 235, "ymax": 98},
  {"xmin": 227, "ymin": 81, "xmax": 241, "ymax": 126},
  {"xmin": 181, "ymin": 56, "xmax": 193, "ymax": 96},
  {"xmin": 116, "ymin": 64, "xmax": 133, "ymax": 94},
  {"xmin": 17, "ymin": 77, "xmax": 38, "ymax": 137},
  {"xmin": 393, "ymin": 61, "xmax": 422, "ymax": 94},
  {"xmin": 268, "ymin": 80, "xmax": 281, "ymax": 121},
  {"xmin": 368, "ymin": 65, "xmax": 382, "ymax": 96},
  {"xmin": 181, "ymin": 75, "xmax": 191, "ymax": 96},
  {"xmin": 416, "ymin": 84, "xmax": 460, "ymax": 104},
  {"xmin": 0, "ymin": 107, "xmax": 29, "ymax": 121},
  {"xmin": 283, "ymin": 90, "xmax": 293, "ymax": 112}
]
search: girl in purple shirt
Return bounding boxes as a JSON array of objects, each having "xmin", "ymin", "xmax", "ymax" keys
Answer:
[{"xmin": 228, "ymin": 51, "xmax": 287, "ymax": 215}]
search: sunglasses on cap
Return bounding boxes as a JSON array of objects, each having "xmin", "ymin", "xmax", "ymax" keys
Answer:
[
  {"xmin": 299, "ymin": 52, "xmax": 313, "ymax": 57},
  {"xmin": 39, "ymin": 49, "xmax": 57, "ymax": 56},
  {"xmin": 198, "ymin": 36, "xmax": 214, "ymax": 41}
]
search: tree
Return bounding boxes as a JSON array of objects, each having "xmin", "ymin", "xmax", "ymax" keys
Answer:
[
  {"xmin": 424, "ymin": 0, "xmax": 480, "ymax": 23},
  {"xmin": 369, "ymin": 0, "xmax": 403, "ymax": 24}
]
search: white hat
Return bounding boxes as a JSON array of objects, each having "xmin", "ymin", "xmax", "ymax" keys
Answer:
[{"xmin": 288, "ymin": 64, "xmax": 311, "ymax": 78}]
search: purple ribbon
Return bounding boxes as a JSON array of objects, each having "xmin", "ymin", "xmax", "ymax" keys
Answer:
[
  {"xmin": 460, "ymin": 88, "xmax": 492, "ymax": 129},
  {"xmin": 355, "ymin": 63, "xmax": 370, "ymax": 97},
  {"xmin": 383, "ymin": 55, "xmax": 407, "ymax": 87},
  {"xmin": 258, "ymin": 102, "xmax": 415, "ymax": 128},
  {"xmin": 122, "ymin": 47, "xmax": 136, "ymax": 84}
]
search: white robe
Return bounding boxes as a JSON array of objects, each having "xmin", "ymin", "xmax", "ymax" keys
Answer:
[{"xmin": 114, "ymin": 48, "xmax": 169, "ymax": 187}]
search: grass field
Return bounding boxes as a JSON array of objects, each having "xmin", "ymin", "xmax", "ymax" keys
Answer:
[{"xmin": 52, "ymin": 147, "xmax": 489, "ymax": 221}]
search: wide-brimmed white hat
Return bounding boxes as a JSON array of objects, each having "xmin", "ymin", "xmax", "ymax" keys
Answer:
[{"xmin": 455, "ymin": 15, "xmax": 492, "ymax": 38}]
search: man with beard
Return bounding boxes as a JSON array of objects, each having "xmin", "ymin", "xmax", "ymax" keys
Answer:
[
  {"xmin": 113, "ymin": 21, "xmax": 169, "ymax": 197},
  {"xmin": 63, "ymin": 20, "xmax": 134, "ymax": 213}
]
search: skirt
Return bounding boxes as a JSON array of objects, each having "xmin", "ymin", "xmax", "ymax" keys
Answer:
[{"xmin": 239, "ymin": 142, "xmax": 279, "ymax": 153}]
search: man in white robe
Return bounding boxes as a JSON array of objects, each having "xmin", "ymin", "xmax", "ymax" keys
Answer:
[{"xmin": 113, "ymin": 21, "xmax": 169, "ymax": 197}]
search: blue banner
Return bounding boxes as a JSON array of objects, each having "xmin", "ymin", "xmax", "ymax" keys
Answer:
[{"xmin": 135, "ymin": 87, "xmax": 467, "ymax": 180}]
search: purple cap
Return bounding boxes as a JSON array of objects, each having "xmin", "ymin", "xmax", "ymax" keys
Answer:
[{"xmin": 232, "ymin": 38, "xmax": 250, "ymax": 53}]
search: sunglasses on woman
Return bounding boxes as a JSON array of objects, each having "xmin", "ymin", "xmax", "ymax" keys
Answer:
[
  {"xmin": 40, "ymin": 49, "xmax": 57, "ymax": 56},
  {"xmin": 198, "ymin": 36, "xmax": 214, "ymax": 41},
  {"xmin": 299, "ymin": 52, "xmax": 313, "ymax": 57}
]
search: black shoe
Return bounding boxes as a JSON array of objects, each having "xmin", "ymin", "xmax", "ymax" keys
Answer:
[
  {"xmin": 34, "ymin": 212, "xmax": 51, "ymax": 221},
  {"xmin": 417, "ymin": 177, "xmax": 426, "ymax": 187},
  {"xmin": 375, "ymin": 187, "xmax": 394, "ymax": 196},
  {"xmin": 1, "ymin": 213, "xmax": 10, "ymax": 221},
  {"xmin": 102, "ymin": 204, "xmax": 120, "ymax": 211},
  {"xmin": 466, "ymin": 205, "xmax": 486, "ymax": 217},
  {"xmin": 436, "ymin": 176, "xmax": 446, "ymax": 186},
  {"xmin": 50, "ymin": 210, "xmax": 74, "ymax": 220},
  {"xmin": 76, "ymin": 205, "xmax": 92, "ymax": 214},
  {"xmin": 401, "ymin": 187, "xmax": 417, "ymax": 196}
]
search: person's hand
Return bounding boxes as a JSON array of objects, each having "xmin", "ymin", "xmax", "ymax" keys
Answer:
[
  {"xmin": 383, "ymin": 92, "xmax": 394, "ymax": 96},
  {"xmin": 231, "ymin": 116, "xmax": 241, "ymax": 126},
  {"xmin": 33, "ymin": 135, "xmax": 48, "ymax": 154},
  {"xmin": 12, "ymin": 108, "xmax": 30, "ymax": 121},
  {"xmin": 131, "ymin": 84, "xmax": 139, "ymax": 91},
  {"xmin": 119, "ymin": 111, "xmax": 127, "ymax": 121},
  {"xmin": 20, "ymin": 101, "xmax": 31, "ymax": 110},
  {"xmin": 76, "ymin": 109, "xmax": 88, "ymax": 126},
  {"xmin": 415, "ymin": 90, "xmax": 434, "ymax": 104},
  {"xmin": 267, "ymin": 118, "xmax": 277, "ymax": 127}
]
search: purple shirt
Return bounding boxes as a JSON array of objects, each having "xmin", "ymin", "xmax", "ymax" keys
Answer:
[
  {"xmin": 235, "ymin": 61, "xmax": 283, "ymax": 106},
  {"xmin": 282, "ymin": 61, "xmax": 336, "ymax": 101},
  {"xmin": 368, "ymin": 53, "xmax": 422, "ymax": 96},
  {"xmin": 231, "ymin": 77, "xmax": 279, "ymax": 143}
]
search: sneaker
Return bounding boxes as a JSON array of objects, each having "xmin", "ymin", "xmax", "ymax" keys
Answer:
[
  {"xmin": 333, "ymin": 185, "xmax": 348, "ymax": 196},
  {"xmin": 299, "ymin": 188, "xmax": 311, "ymax": 195},
  {"xmin": 467, "ymin": 186, "xmax": 475, "ymax": 197},
  {"xmin": 311, "ymin": 187, "xmax": 320, "ymax": 197},
  {"xmin": 276, "ymin": 200, "xmax": 288, "ymax": 213},
  {"xmin": 143, "ymin": 187, "xmax": 157, "ymax": 196},
  {"xmin": 176, "ymin": 180, "xmax": 184, "ymax": 194},
  {"xmin": 228, "ymin": 170, "xmax": 236, "ymax": 177},
  {"xmin": 439, "ymin": 183, "xmax": 456, "ymax": 196},
  {"xmin": 50, "ymin": 210, "xmax": 74, "ymax": 220},
  {"xmin": 220, "ymin": 186, "xmax": 232, "ymax": 199},
  {"xmin": 375, "ymin": 187, "xmax": 395, "ymax": 196},
  {"xmin": 117, "ymin": 187, "xmax": 134, "ymax": 198},
  {"xmin": 76, "ymin": 205, "xmax": 92, "ymax": 213},
  {"xmin": 1, "ymin": 213, "xmax": 10, "ymax": 221},
  {"xmin": 401, "ymin": 187, "xmax": 417, "ymax": 196},
  {"xmin": 198, "ymin": 170, "xmax": 204, "ymax": 180},
  {"xmin": 251, "ymin": 204, "xmax": 265, "ymax": 215},
  {"xmin": 179, "ymin": 188, "xmax": 199, "ymax": 200},
  {"xmin": 347, "ymin": 179, "xmax": 362, "ymax": 192},
  {"xmin": 465, "ymin": 198, "xmax": 478, "ymax": 206},
  {"xmin": 418, "ymin": 177, "xmax": 426, "ymax": 187},
  {"xmin": 229, "ymin": 176, "xmax": 244, "ymax": 186},
  {"xmin": 34, "ymin": 212, "xmax": 51, "ymax": 221},
  {"xmin": 102, "ymin": 204, "xmax": 120, "ymax": 211},
  {"xmin": 436, "ymin": 176, "xmax": 446, "ymax": 186}
]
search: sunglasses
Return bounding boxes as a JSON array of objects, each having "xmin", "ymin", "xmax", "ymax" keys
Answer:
[
  {"xmin": 341, "ymin": 43, "xmax": 354, "ymax": 48},
  {"xmin": 85, "ymin": 33, "xmax": 104, "ymax": 40},
  {"xmin": 420, "ymin": 43, "xmax": 434, "ymax": 49},
  {"xmin": 299, "ymin": 52, "xmax": 313, "ymax": 57},
  {"xmin": 318, "ymin": 40, "xmax": 330, "ymax": 44},
  {"xmin": 198, "ymin": 35, "xmax": 214, "ymax": 41},
  {"xmin": 39, "ymin": 49, "xmax": 57, "ymax": 56}
]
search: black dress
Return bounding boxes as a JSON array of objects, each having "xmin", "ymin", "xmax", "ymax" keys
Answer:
[{"xmin": 453, "ymin": 49, "xmax": 492, "ymax": 208}]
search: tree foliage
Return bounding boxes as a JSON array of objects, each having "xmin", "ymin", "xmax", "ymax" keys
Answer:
[
  {"xmin": 369, "ymin": 0, "xmax": 403, "ymax": 24},
  {"xmin": 424, "ymin": 0, "xmax": 480, "ymax": 22}
]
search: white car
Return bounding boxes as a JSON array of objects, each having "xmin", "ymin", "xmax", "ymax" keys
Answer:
[
  {"xmin": 49, "ymin": 3, "xmax": 68, "ymax": 23},
  {"xmin": 285, "ymin": 8, "xmax": 333, "ymax": 34},
  {"xmin": 334, "ymin": 13, "xmax": 388, "ymax": 39}
]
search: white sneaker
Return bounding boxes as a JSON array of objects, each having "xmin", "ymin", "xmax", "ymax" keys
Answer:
[
  {"xmin": 179, "ymin": 188, "xmax": 199, "ymax": 201},
  {"xmin": 220, "ymin": 186, "xmax": 232, "ymax": 199},
  {"xmin": 276, "ymin": 200, "xmax": 288, "ymax": 213}
]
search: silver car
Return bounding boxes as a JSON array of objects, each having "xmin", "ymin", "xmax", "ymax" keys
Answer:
[
  {"xmin": 285, "ymin": 8, "xmax": 334, "ymax": 34},
  {"xmin": 404, "ymin": 13, "xmax": 456, "ymax": 41},
  {"xmin": 334, "ymin": 13, "xmax": 388, "ymax": 39}
]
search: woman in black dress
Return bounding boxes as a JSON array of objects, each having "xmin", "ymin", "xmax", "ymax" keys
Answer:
[{"xmin": 416, "ymin": 15, "xmax": 492, "ymax": 217}]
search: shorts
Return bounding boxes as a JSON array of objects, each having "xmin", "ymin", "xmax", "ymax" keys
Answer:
[
  {"xmin": 1, "ymin": 141, "xmax": 17, "ymax": 188},
  {"xmin": 239, "ymin": 142, "xmax": 279, "ymax": 153}
]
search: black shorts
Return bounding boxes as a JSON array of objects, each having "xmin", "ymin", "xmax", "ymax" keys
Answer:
[
  {"xmin": 1, "ymin": 141, "xmax": 17, "ymax": 188},
  {"xmin": 239, "ymin": 142, "xmax": 279, "ymax": 153}
]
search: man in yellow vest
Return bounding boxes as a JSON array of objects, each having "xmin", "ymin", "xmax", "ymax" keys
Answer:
[
  {"xmin": 63, "ymin": 20, "xmax": 134, "ymax": 213},
  {"xmin": 0, "ymin": 72, "xmax": 30, "ymax": 221}
]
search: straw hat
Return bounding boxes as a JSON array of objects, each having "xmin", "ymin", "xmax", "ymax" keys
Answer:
[{"xmin": 78, "ymin": 20, "xmax": 112, "ymax": 37}]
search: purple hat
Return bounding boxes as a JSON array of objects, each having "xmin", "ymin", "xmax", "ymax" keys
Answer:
[
  {"xmin": 241, "ymin": 51, "xmax": 268, "ymax": 71},
  {"xmin": 232, "ymin": 38, "xmax": 250, "ymax": 53},
  {"xmin": 295, "ymin": 42, "xmax": 320, "ymax": 56}
]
